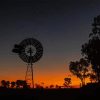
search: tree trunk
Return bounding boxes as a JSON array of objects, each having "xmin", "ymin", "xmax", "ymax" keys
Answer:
[
  {"xmin": 81, "ymin": 79, "xmax": 84, "ymax": 87},
  {"xmin": 83, "ymin": 77, "xmax": 85, "ymax": 86}
]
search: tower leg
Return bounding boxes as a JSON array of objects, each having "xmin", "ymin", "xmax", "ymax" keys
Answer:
[
  {"xmin": 25, "ymin": 63, "xmax": 34, "ymax": 88},
  {"xmin": 31, "ymin": 63, "xmax": 34, "ymax": 88}
]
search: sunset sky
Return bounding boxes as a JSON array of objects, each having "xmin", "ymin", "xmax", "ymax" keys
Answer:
[{"xmin": 0, "ymin": 0, "xmax": 100, "ymax": 87}]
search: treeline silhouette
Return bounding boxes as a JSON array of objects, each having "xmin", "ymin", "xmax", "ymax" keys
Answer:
[
  {"xmin": 0, "ymin": 80, "xmax": 29, "ymax": 89},
  {"xmin": 68, "ymin": 15, "xmax": 100, "ymax": 88},
  {"xmin": 0, "ymin": 80, "xmax": 66, "ymax": 89}
]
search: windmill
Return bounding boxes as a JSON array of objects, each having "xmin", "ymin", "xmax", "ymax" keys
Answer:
[{"xmin": 12, "ymin": 38, "xmax": 43, "ymax": 88}]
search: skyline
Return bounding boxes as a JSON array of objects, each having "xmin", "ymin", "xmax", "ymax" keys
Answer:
[{"xmin": 0, "ymin": 0, "xmax": 100, "ymax": 86}]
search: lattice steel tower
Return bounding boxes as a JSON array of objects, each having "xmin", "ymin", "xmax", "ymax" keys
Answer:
[{"xmin": 12, "ymin": 38, "xmax": 43, "ymax": 88}]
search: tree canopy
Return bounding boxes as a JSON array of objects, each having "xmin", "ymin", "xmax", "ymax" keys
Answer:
[
  {"xmin": 69, "ymin": 58, "xmax": 89, "ymax": 86},
  {"xmin": 81, "ymin": 15, "xmax": 100, "ymax": 83}
]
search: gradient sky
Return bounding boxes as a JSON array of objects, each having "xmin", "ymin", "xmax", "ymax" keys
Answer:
[{"xmin": 0, "ymin": 0, "xmax": 100, "ymax": 86}]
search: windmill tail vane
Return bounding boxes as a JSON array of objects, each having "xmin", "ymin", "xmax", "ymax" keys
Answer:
[{"xmin": 12, "ymin": 44, "xmax": 24, "ymax": 54}]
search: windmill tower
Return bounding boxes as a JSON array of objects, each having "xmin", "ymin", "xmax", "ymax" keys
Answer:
[{"xmin": 12, "ymin": 38, "xmax": 43, "ymax": 88}]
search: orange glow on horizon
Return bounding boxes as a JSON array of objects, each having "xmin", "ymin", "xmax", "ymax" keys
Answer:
[
  {"xmin": 0, "ymin": 64, "xmax": 91, "ymax": 88},
  {"xmin": 0, "ymin": 72, "xmax": 90, "ymax": 88}
]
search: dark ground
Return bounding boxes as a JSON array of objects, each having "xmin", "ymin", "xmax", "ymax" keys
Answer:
[{"xmin": 0, "ymin": 87, "xmax": 99, "ymax": 100}]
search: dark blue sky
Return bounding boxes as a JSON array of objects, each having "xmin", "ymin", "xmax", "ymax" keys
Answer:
[{"xmin": 0, "ymin": 0, "xmax": 100, "ymax": 85}]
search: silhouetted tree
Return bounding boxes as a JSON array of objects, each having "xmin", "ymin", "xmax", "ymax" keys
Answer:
[
  {"xmin": 35, "ymin": 83, "xmax": 43, "ymax": 88},
  {"xmin": 16, "ymin": 80, "xmax": 27, "ymax": 88},
  {"xmin": 63, "ymin": 77, "xmax": 71, "ymax": 88},
  {"xmin": 45, "ymin": 86, "xmax": 48, "ymax": 89},
  {"xmin": 55, "ymin": 85, "xmax": 59, "ymax": 89},
  {"xmin": 11, "ymin": 81, "xmax": 16, "ymax": 88},
  {"xmin": 22, "ymin": 80, "xmax": 28, "ymax": 88},
  {"xmin": 6, "ymin": 81, "xmax": 10, "ymax": 88},
  {"xmin": 69, "ymin": 58, "xmax": 89, "ymax": 86},
  {"xmin": 88, "ymin": 66, "xmax": 97, "ymax": 83},
  {"xmin": 16, "ymin": 80, "xmax": 21, "ymax": 88},
  {"xmin": 41, "ymin": 82, "xmax": 44, "ymax": 88},
  {"xmin": 89, "ymin": 73, "xmax": 97, "ymax": 83},
  {"xmin": 1, "ymin": 80, "xmax": 7, "ymax": 88},
  {"xmin": 81, "ymin": 15, "xmax": 100, "ymax": 83},
  {"xmin": 50, "ymin": 84, "xmax": 54, "ymax": 88}
]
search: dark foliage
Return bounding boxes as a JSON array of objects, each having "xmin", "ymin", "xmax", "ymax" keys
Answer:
[
  {"xmin": 69, "ymin": 58, "xmax": 89, "ymax": 86},
  {"xmin": 81, "ymin": 15, "xmax": 100, "ymax": 83}
]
